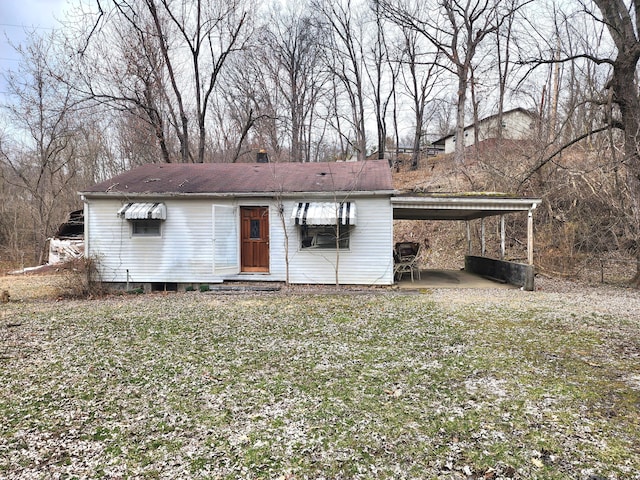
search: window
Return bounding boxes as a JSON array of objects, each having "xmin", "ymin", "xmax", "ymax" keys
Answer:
[
  {"xmin": 118, "ymin": 202, "xmax": 166, "ymax": 237},
  {"xmin": 250, "ymin": 219, "xmax": 261, "ymax": 239},
  {"xmin": 132, "ymin": 219, "xmax": 162, "ymax": 237},
  {"xmin": 291, "ymin": 202, "xmax": 355, "ymax": 250},
  {"xmin": 300, "ymin": 225, "xmax": 350, "ymax": 249}
]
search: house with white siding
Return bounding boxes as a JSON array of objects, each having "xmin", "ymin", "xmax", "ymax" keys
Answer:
[
  {"xmin": 80, "ymin": 160, "xmax": 396, "ymax": 289},
  {"xmin": 434, "ymin": 108, "xmax": 537, "ymax": 154}
]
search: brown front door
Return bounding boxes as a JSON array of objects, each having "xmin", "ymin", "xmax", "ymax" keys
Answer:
[{"xmin": 240, "ymin": 206, "xmax": 269, "ymax": 272}]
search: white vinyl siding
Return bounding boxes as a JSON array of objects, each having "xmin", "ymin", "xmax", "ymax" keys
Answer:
[
  {"xmin": 444, "ymin": 109, "xmax": 535, "ymax": 154},
  {"xmin": 286, "ymin": 197, "xmax": 393, "ymax": 285},
  {"xmin": 85, "ymin": 195, "xmax": 394, "ymax": 286},
  {"xmin": 87, "ymin": 199, "xmax": 219, "ymax": 283}
]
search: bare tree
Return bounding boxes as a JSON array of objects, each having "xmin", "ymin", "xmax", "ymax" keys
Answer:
[
  {"xmin": 66, "ymin": 4, "xmax": 177, "ymax": 163},
  {"xmin": 72, "ymin": 0, "xmax": 253, "ymax": 163},
  {"xmin": 493, "ymin": 0, "xmax": 525, "ymax": 140},
  {"xmin": 381, "ymin": 0, "xmax": 528, "ymax": 164},
  {"xmin": 399, "ymin": 27, "xmax": 442, "ymax": 169},
  {"xmin": 314, "ymin": 0, "xmax": 368, "ymax": 161},
  {"xmin": 214, "ymin": 51, "xmax": 280, "ymax": 162},
  {"xmin": 260, "ymin": 2, "xmax": 328, "ymax": 162},
  {"xmin": 587, "ymin": 0, "xmax": 640, "ymax": 285},
  {"xmin": 367, "ymin": 1, "xmax": 400, "ymax": 162},
  {"xmin": 0, "ymin": 32, "xmax": 83, "ymax": 264},
  {"xmin": 156, "ymin": 0, "xmax": 252, "ymax": 163}
]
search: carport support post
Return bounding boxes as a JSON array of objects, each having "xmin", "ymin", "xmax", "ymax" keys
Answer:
[
  {"xmin": 500, "ymin": 215, "xmax": 505, "ymax": 260},
  {"xmin": 466, "ymin": 221, "xmax": 472, "ymax": 255},
  {"xmin": 481, "ymin": 218, "xmax": 485, "ymax": 256},
  {"xmin": 527, "ymin": 209, "xmax": 534, "ymax": 265}
]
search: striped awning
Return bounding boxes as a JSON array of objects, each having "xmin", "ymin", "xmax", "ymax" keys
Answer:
[
  {"xmin": 117, "ymin": 202, "xmax": 167, "ymax": 220},
  {"xmin": 291, "ymin": 202, "xmax": 356, "ymax": 226}
]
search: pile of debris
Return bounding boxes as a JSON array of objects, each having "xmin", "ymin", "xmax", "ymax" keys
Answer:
[
  {"xmin": 10, "ymin": 210, "xmax": 84, "ymax": 275},
  {"xmin": 48, "ymin": 209, "xmax": 84, "ymax": 264}
]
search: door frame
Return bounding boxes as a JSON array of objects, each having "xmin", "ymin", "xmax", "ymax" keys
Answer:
[{"xmin": 240, "ymin": 205, "xmax": 270, "ymax": 273}]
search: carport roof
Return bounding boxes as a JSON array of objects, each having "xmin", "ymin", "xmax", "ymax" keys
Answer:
[{"xmin": 391, "ymin": 192, "xmax": 541, "ymax": 221}]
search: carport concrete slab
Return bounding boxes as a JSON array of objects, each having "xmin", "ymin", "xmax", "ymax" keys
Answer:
[{"xmin": 397, "ymin": 269, "xmax": 517, "ymax": 289}]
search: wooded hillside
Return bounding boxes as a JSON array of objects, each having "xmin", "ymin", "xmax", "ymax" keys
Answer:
[{"xmin": 394, "ymin": 141, "xmax": 637, "ymax": 285}]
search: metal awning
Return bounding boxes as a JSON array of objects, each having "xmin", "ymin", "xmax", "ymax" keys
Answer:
[
  {"xmin": 291, "ymin": 202, "xmax": 356, "ymax": 226},
  {"xmin": 391, "ymin": 195, "xmax": 541, "ymax": 221},
  {"xmin": 117, "ymin": 202, "xmax": 167, "ymax": 220}
]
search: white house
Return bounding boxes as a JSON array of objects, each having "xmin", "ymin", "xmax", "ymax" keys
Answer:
[
  {"xmin": 80, "ymin": 159, "xmax": 544, "ymax": 290},
  {"xmin": 434, "ymin": 108, "xmax": 537, "ymax": 154},
  {"xmin": 80, "ymin": 160, "xmax": 396, "ymax": 288}
]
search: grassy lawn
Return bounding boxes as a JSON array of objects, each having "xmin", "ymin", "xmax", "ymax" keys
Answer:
[{"xmin": 1, "ymin": 288, "xmax": 639, "ymax": 479}]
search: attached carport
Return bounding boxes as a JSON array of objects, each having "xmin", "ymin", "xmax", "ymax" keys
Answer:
[{"xmin": 391, "ymin": 193, "xmax": 542, "ymax": 290}]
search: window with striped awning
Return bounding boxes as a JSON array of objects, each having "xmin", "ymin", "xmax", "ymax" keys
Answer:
[
  {"xmin": 117, "ymin": 202, "xmax": 167, "ymax": 220},
  {"xmin": 290, "ymin": 202, "xmax": 356, "ymax": 226}
]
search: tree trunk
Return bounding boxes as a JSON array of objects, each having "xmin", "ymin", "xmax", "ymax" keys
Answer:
[
  {"xmin": 454, "ymin": 71, "xmax": 467, "ymax": 164},
  {"xmin": 591, "ymin": 0, "xmax": 640, "ymax": 285},
  {"xmin": 613, "ymin": 60, "xmax": 640, "ymax": 284},
  {"xmin": 411, "ymin": 112, "xmax": 422, "ymax": 170}
]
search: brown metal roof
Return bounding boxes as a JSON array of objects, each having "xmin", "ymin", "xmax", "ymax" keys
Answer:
[{"xmin": 81, "ymin": 160, "xmax": 393, "ymax": 196}]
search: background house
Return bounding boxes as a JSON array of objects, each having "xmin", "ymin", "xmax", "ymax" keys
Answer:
[
  {"xmin": 80, "ymin": 160, "xmax": 396, "ymax": 289},
  {"xmin": 434, "ymin": 108, "xmax": 537, "ymax": 154}
]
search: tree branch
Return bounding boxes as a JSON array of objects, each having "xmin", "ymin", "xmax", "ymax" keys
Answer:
[{"xmin": 518, "ymin": 124, "xmax": 613, "ymax": 191}]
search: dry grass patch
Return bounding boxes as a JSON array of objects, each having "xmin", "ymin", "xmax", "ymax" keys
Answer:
[
  {"xmin": 0, "ymin": 274, "xmax": 63, "ymax": 302},
  {"xmin": 1, "ymin": 285, "xmax": 639, "ymax": 479}
]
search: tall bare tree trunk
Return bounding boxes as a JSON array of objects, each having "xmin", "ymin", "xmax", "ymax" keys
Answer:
[
  {"xmin": 592, "ymin": 0, "xmax": 640, "ymax": 285},
  {"xmin": 454, "ymin": 70, "xmax": 467, "ymax": 164}
]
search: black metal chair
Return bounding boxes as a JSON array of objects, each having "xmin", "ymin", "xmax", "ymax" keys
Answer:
[{"xmin": 393, "ymin": 241, "xmax": 422, "ymax": 282}]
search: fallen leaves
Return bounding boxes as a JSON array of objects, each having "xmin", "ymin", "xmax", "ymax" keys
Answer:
[{"xmin": 0, "ymin": 289, "xmax": 639, "ymax": 479}]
